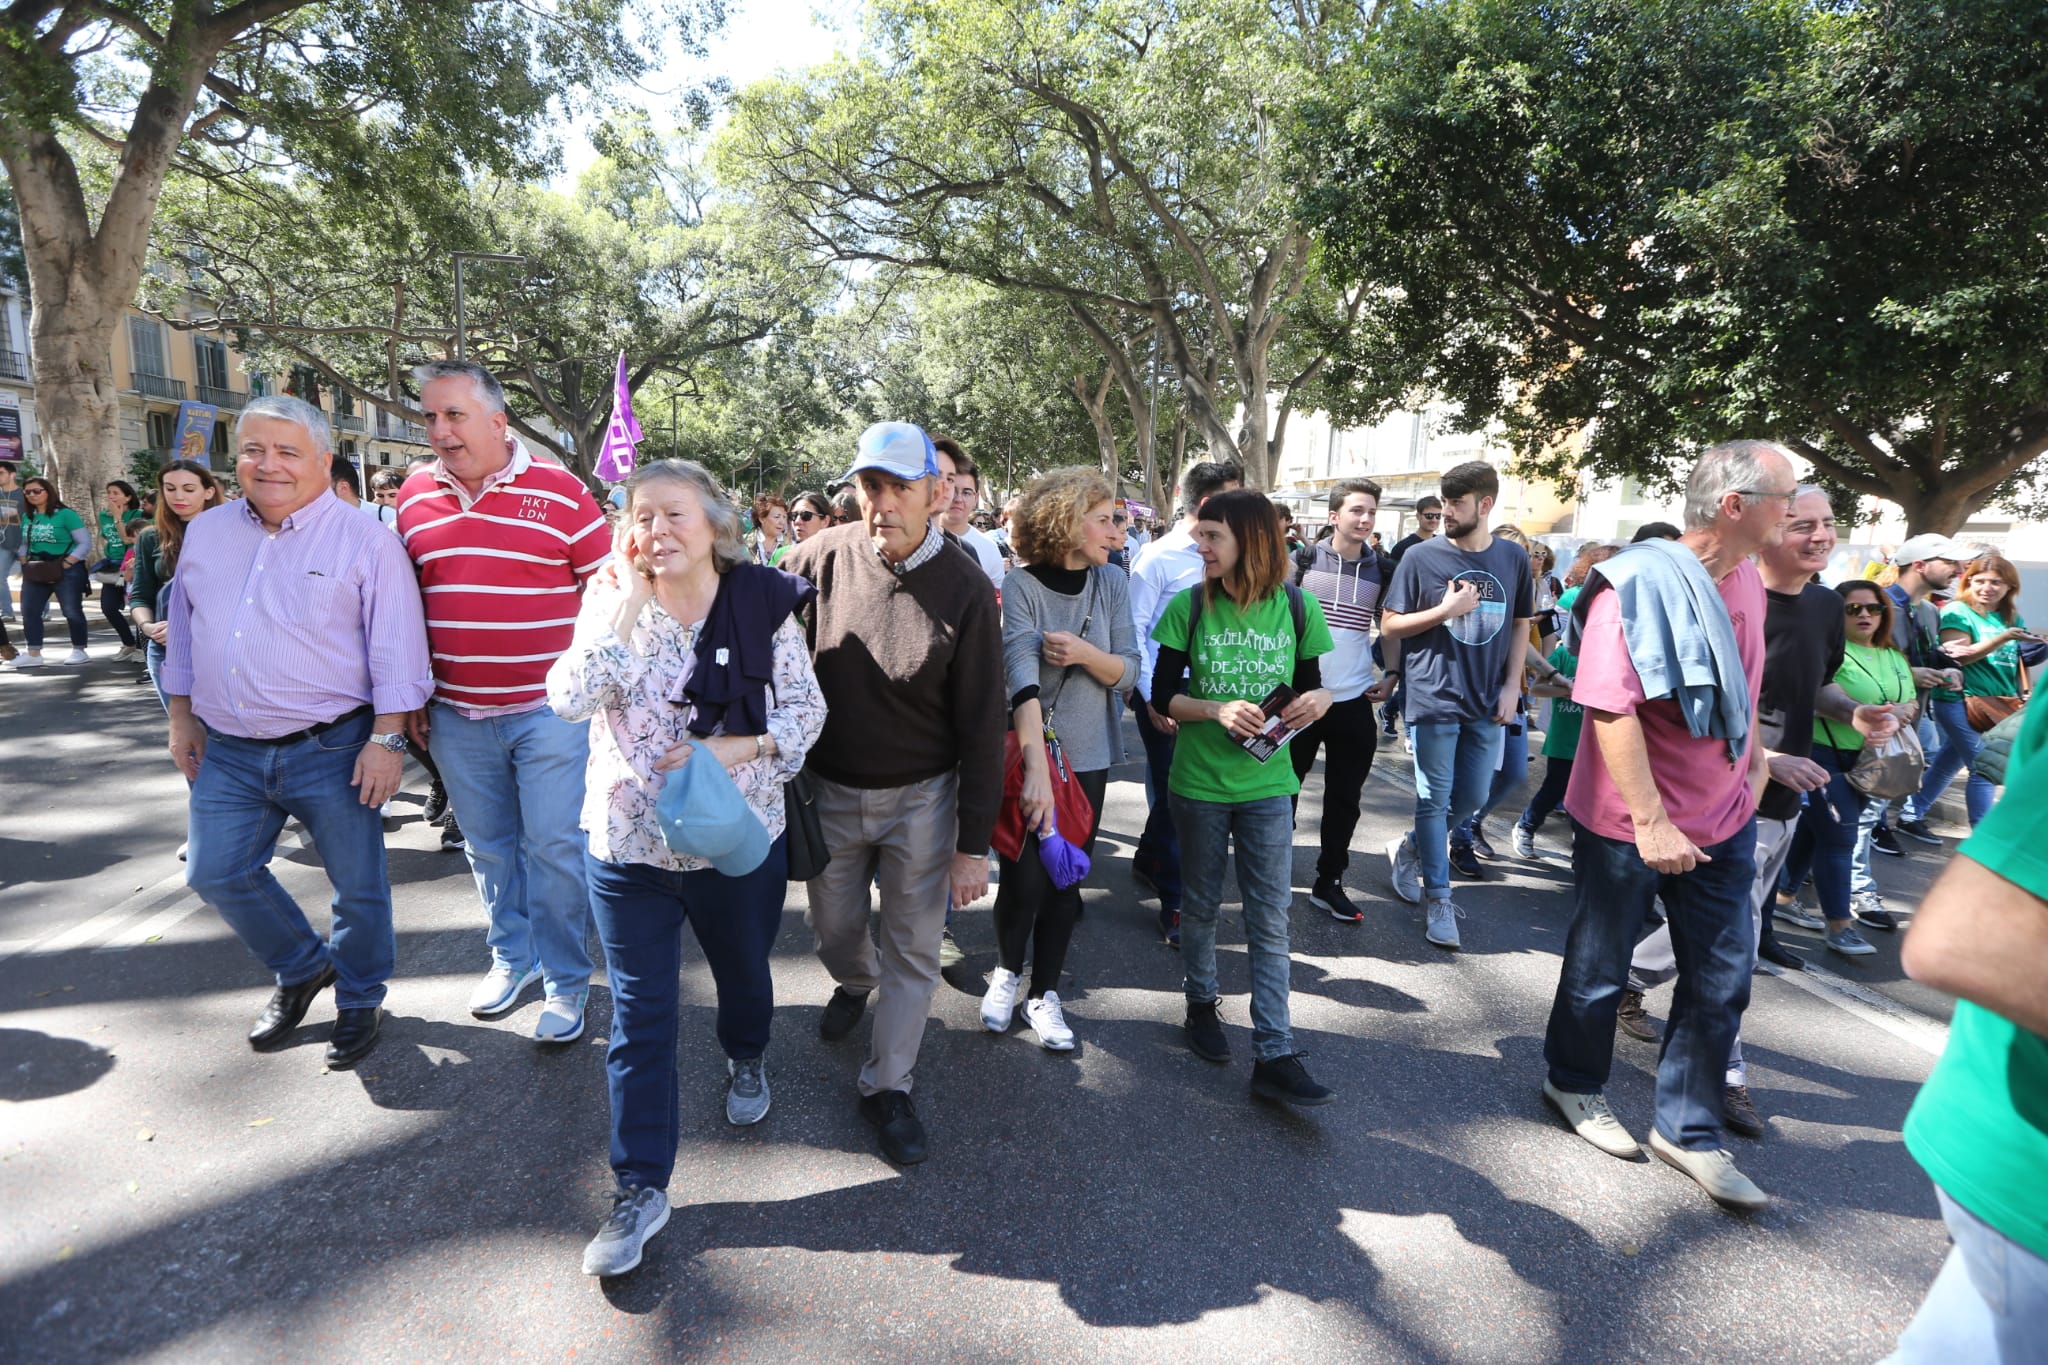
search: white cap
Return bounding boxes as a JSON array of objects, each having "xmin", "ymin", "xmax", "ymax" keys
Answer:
[{"xmin": 1892, "ymin": 534, "xmax": 1969, "ymax": 567}]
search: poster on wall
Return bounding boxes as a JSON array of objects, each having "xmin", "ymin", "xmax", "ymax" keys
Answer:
[
  {"xmin": 173, "ymin": 400, "xmax": 220, "ymax": 462},
  {"xmin": 0, "ymin": 395, "xmax": 22, "ymax": 463}
]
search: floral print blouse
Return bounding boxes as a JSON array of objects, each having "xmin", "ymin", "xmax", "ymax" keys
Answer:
[{"xmin": 547, "ymin": 571, "xmax": 827, "ymax": 873}]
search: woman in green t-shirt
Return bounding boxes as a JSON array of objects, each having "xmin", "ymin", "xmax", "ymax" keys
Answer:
[
  {"xmin": 1932, "ymin": 554, "xmax": 2033, "ymax": 826},
  {"xmin": 91, "ymin": 479, "xmax": 146, "ymax": 661},
  {"xmin": 1802, "ymin": 581, "xmax": 1920, "ymax": 938},
  {"xmin": 2, "ymin": 475, "xmax": 93, "ymax": 668},
  {"xmin": 1150, "ymin": 489, "xmax": 1337, "ymax": 1109}
]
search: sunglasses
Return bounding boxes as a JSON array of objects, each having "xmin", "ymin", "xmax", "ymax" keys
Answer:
[
  {"xmin": 1419, "ymin": 512, "xmax": 1441, "ymax": 522},
  {"xmin": 1844, "ymin": 602, "xmax": 1884, "ymax": 617},
  {"xmin": 1112, "ymin": 515, "xmax": 1128, "ymax": 525},
  {"xmin": 791, "ymin": 510, "xmax": 822, "ymax": 522}
]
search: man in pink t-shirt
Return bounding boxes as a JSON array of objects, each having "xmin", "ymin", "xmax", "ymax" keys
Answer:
[{"xmin": 1539, "ymin": 441, "xmax": 1794, "ymax": 1215}]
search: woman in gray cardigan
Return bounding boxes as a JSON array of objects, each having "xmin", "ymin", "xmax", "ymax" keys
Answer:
[{"xmin": 982, "ymin": 468, "xmax": 1141, "ymax": 1050}]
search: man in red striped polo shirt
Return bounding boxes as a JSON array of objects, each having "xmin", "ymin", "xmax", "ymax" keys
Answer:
[{"xmin": 398, "ymin": 360, "xmax": 612, "ymax": 1044}]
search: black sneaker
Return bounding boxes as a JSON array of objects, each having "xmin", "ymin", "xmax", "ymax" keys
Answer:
[
  {"xmin": 1757, "ymin": 937, "xmax": 1805, "ymax": 971},
  {"xmin": 1448, "ymin": 842, "xmax": 1484, "ymax": 879},
  {"xmin": 1871, "ymin": 824, "xmax": 1905, "ymax": 858},
  {"xmin": 1310, "ymin": 877, "xmax": 1364, "ymax": 923},
  {"xmin": 1722, "ymin": 1083, "xmax": 1766, "ymax": 1139},
  {"xmin": 1896, "ymin": 819, "xmax": 1942, "ymax": 846},
  {"xmin": 859, "ymin": 1089, "xmax": 928, "ymax": 1165},
  {"xmin": 1250, "ymin": 1053, "xmax": 1335, "ymax": 1107},
  {"xmin": 1468, "ymin": 823, "xmax": 1498, "ymax": 860},
  {"xmin": 1183, "ymin": 998, "xmax": 1229, "ymax": 1063},
  {"xmin": 423, "ymin": 780, "xmax": 448, "ymax": 825},
  {"xmin": 1158, "ymin": 906, "xmax": 1181, "ymax": 947},
  {"xmin": 440, "ymin": 817, "xmax": 466, "ymax": 852},
  {"xmin": 818, "ymin": 986, "xmax": 870, "ymax": 1041}
]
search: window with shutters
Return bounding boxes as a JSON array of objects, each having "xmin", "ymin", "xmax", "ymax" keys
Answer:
[{"xmin": 129, "ymin": 317, "xmax": 168, "ymax": 376}]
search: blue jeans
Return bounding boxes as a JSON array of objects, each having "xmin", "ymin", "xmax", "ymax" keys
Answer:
[
  {"xmin": 0, "ymin": 545, "xmax": 16, "ymax": 615},
  {"xmin": 1884, "ymin": 1188, "xmax": 2048, "ymax": 1364},
  {"xmin": 144, "ymin": 638, "xmax": 170, "ymax": 714},
  {"xmin": 1130, "ymin": 695, "xmax": 1183, "ymax": 910},
  {"xmin": 1455, "ymin": 721, "xmax": 1528, "ymax": 845},
  {"xmin": 1518, "ymin": 756, "xmax": 1574, "ymax": 833},
  {"xmin": 185, "ymin": 709, "xmax": 396, "ymax": 1009},
  {"xmin": 428, "ymin": 701, "xmax": 594, "ymax": 998},
  {"xmin": 1544, "ymin": 818, "xmax": 1758, "ymax": 1149},
  {"xmin": 1409, "ymin": 719, "xmax": 1505, "ymax": 899},
  {"xmin": 1170, "ymin": 792, "xmax": 1297, "ymax": 1060},
  {"xmin": 585, "ymin": 841, "xmax": 787, "ymax": 1192},
  {"xmin": 19, "ymin": 560, "xmax": 88, "ymax": 649},
  {"xmin": 1798, "ymin": 745, "xmax": 1863, "ymax": 925},
  {"xmin": 1911, "ymin": 698, "xmax": 1986, "ymax": 826}
]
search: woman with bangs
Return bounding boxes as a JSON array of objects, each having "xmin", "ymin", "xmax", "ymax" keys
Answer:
[
  {"xmin": 980, "ymin": 467, "xmax": 1141, "ymax": 1051},
  {"xmin": 1922, "ymin": 554, "xmax": 2035, "ymax": 827},
  {"xmin": 130, "ymin": 460, "xmax": 226, "ymax": 712},
  {"xmin": 1149, "ymin": 488, "xmax": 1338, "ymax": 1109}
]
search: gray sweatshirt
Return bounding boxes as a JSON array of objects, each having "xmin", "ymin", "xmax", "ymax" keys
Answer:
[{"xmin": 1001, "ymin": 563, "xmax": 1141, "ymax": 774}]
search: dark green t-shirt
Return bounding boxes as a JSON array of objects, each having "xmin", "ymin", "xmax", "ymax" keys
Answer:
[
  {"xmin": 1902, "ymin": 698, "xmax": 2048, "ymax": 1258},
  {"xmin": 1152, "ymin": 586, "xmax": 1334, "ymax": 803},
  {"xmin": 1540, "ymin": 642, "xmax": 1582, "ymax": 760}
]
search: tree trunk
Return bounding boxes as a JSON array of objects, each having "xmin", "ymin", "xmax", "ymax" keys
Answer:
[
  {"xmin": 1071, "ymin": 369, "xmax": 1118, "ymax": 479},
  {"xmin": 29, "ymin": 323, "xmax": 123, "ymax": 506}
]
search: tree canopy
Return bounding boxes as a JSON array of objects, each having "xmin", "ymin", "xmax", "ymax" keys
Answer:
[{"xmin": 1297, "ymin": 0, "xmax": 2048, "ymax": 532}]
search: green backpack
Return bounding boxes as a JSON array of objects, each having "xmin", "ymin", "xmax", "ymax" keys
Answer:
[{"xmin": 1972, "ymin": 708, "xmax": 2027, "ymax": 786}]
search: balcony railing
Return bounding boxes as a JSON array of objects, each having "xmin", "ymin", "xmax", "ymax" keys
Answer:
[
  {"xmin": 133, "ymin": 372, "xmax": 187, "ymax": 402},
  {"xmin": 335, "ymin": 412, "xmax": 365, "ymax": 432},
  {"xmin": 196, "ymin": 384, "xmax": 246, "ymax": 410},
  {"xmin": 0, "ymin": 350, "xmax": 26, "ymax": 381}
]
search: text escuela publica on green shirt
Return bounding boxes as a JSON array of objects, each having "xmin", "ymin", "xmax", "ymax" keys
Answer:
[
  {"xmin": 1151, "ymin": 585, "xmax": 1334, "ymax": 804},
  {"xmin": 1902, "ymin": 695, "xmax": 2048, "ymax": 1260}
]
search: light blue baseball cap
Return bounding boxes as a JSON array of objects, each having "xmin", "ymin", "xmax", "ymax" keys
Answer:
[
  {"xmin": 653, "ymin": 741, "xmax": 769, "ymax": 877},
  {"xmin": 843, "ymin": 420, "xmax": 939, "ymax": 484}
]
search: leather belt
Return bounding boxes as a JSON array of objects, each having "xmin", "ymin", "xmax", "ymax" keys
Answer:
[{"xmin": 242, "ymin": 704, "xmax": 375, "ymax": 747}]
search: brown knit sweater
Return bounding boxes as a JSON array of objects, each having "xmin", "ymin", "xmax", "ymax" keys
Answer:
[{"xmin": 782, "ymin": 522, "xmax": 1006, "ymax": 854}]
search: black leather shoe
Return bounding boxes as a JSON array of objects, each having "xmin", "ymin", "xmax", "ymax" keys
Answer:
[
  {"xmin": 818, "ymin": 986, "xmax": 870, "ymax": 1041},
  {"xmin": 247, "ymin": 964, "xmax": 337, "ymax": 1050},
  {"xmin": 325, "ymin": 1006, "xmax": 382, "ymax": 1068},
  {"xmin": 859, "ymin": 1089, "xmax": 928, "ymax": 1165}
]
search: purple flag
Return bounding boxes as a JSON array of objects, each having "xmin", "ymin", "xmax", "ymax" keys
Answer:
[{"xmin": 595, "ymin": 350, "xmax": 641, "ymax": 482}]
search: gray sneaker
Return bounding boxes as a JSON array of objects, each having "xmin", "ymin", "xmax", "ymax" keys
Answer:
[
  {"xmin": 1424, "ymin": 897, "xmax": 1463, "ymax": 950},
  {"xmin": 1826, "ymin": 924, "xmax": 1877, "ymax": 957},
  {"xmin": 726, "ymin": 1056, "xmax": 771, "ymax": 1126},
  {"xmin": 1771, "ymin": 893, "xmax": 1825, "ymax": 932},
  {"xmin": 581, "ymin": 1185, "xmax": 671, "ymax": 1276},
  {"xmin": 1386, "ymin": 834, "xmax": 1422, "ymax": 905}
]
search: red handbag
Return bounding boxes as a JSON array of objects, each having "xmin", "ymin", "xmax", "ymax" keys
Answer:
[{"xmin": 991, "ymin": 728, "xmax": 1096, "ymax": 862}]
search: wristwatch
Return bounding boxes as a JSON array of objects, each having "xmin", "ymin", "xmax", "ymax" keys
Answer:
[{"xmin": 368, "ymin": 731, "xmax": 408, "ymax": 753}]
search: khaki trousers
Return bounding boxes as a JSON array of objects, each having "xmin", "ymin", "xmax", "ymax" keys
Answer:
[{"xmin": 804, "ymin": 772, "xmax": 957, "ymax": 1096}]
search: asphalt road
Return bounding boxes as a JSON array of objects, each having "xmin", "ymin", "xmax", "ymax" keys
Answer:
[{"xmin": 3, "ymin": 635, "xmax": 1963, "ymax": 1363}]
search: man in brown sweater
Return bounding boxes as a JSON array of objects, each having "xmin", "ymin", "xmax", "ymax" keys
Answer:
[{"xmin": 782, "ymin": 420, "xmax": 1005, "ymax": 1166}]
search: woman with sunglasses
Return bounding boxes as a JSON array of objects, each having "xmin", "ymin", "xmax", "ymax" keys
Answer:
[
  {"xmin": 781, "ymin": 491, "xmax": 833, "ymax": 561},
  {"xmin": 1919, "ymin": 555, "xmax": 2032, "ymax": 828},
  {"xmin": 3, "ymin": 476, "xmax": 93, "ymax": 668},
  {"xmin": 1797, "ymin": 583, "xmax": 1917, "ymax": 951}
]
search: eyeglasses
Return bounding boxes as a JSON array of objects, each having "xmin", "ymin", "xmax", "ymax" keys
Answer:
[
  {"xmin": 791, "ymin": 510, "xmax": 822, "ymax": 523},
  {"xmin": 1736, "ymin": 488, "xmax": 1797, "ymax": 504},
  {"xmin": 1844, "ymin": 603, "xmax": 1884, "ymax": 617}
]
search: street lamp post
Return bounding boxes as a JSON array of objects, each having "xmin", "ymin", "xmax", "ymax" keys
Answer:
[{"xmin": 450, "ymin": 252, "xmax": 529, "ymax": 361}]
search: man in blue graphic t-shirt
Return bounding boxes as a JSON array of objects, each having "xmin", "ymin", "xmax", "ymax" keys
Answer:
[{"xmin": 1380, "ymin": 461, "xmax": 1534, "ymax": 950}]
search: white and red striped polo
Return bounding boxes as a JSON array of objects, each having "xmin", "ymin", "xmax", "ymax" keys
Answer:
[{"xmin": 397, "ymin": 439, "xmax": 611, "ymax": 714}]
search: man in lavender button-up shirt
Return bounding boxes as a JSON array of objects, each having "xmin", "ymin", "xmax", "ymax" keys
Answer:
[{"xmin": 165, "ymin": 395, "xmax": 432, "ymax": 1070}]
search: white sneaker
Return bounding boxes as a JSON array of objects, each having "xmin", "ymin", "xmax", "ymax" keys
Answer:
[
  {"xmin": 533, "ymin": 992, "xmax": 586, "ymax": 1043},
  {"xmin": 1424, "ymin": 897, "xmax": 1463, "ymax": 950},
  {"xmin": 0, "ymin": 650, "xmax": 42, "ymax": 669},
  {"xmin": 1648, "ymin": 1129, "xmax": 1769, "ymax": 1211},
  {"xmin": 980, "ymin": 966, "xmax": 1022, "ymax": 1032},
  {"xmin": 116, "ymin": 645, "xmax": 142, "ymax": 662},
  {"xmin": 1023, "ymin": 991, "xmax": 1076, "ymax": 1051},
  {"xmin": 469, "ymin": 964, "xmax": 541, "ymax": 1018},
  {"xmin": 61, "ymin": 649, "xmax": 90, "ymax": 665},
  {"xmin": 1543, "ymin": 1080, "xmax": 1641, "ymax": 1159},
  {"xmin": 1386, "ymin": 834, "xmax": 1422, "ymax": 904},
  {"xmin": 1511, "ymin": 824, "xmax": 1538, "ymax": 860}
]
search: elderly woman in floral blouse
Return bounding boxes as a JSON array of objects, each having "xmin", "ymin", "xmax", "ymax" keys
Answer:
[{"xmin": 548, "ymin": 459, "xmax": 826, "ymax": 1279}]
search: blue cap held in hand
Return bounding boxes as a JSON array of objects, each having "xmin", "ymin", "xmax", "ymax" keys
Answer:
[{"xmin": 654, "ymin": 740, "xmax": 769, "ymax": 877}]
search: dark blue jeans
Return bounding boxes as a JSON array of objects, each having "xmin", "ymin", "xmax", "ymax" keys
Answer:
[
  {"xmin": 19, "ymin": 559, "xmax": 88, "ymax": 649},
  {"xmin": 1544, "ymin": 818, "xmax": 1758, "ymax": 1150},
  {"xmin": 1130, "ymin": 695, "xmax": 1182, "ymax": 910},
  {"xmin": 585, "ymin": 839, "xmax": 787, "ymax": 1192},
  {"xmin": 185, "ymin": 709, "xmax": 396, "ymax": 1009},
  {"xmin": 1517, "ymin": 756, "xmax": 1574, "ymax": 832},
  {"xmin": 1798, "ymin": 745, "xmax": 1863, "ymax": 925}
]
